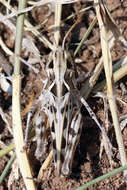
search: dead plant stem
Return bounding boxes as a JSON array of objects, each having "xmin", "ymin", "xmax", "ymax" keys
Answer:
[
  {"xmin": 94, "ymin": 0, "xmax": 127, "ymax": 179},
  {"xmin": 12, "ymin": 0, "xmax": 36, "ymax": 189}
]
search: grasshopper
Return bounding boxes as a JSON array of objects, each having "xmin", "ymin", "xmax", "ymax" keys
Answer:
[
  {"xmin": 32, "ymin": 0, "xmax": 121, "ymax": 177},
  {"xmin": 33, "ymin": 47, "xmax": 83, "ymax": 176}
]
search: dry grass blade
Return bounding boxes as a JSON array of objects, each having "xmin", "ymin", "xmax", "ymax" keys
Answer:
[
  {"xmin": 94, "ymin": 0, "xmax": 127, "ymax": 180},
  {"xmin": 80, "ymin": 31, "xmax": 116, "ymax": 99},
  {"xmin": 24, "ymin": 19, "xmax": 55, "ymax": 51},
  {"xmin": 0, "ymin": 13, "xmax": 16, "ymax": 33},
  {"xmin": 100, "ymin": 0, "xmax": 121, "ymax": 39},
  {"xmin": 37, "ymin": 150, "xmax": 53, "ymax": 180},
  {"xmin": 0, "ymin": 107, "xmax": 12, "ymax": 134},
  {"xmin": 0, "ymin": 0, "xmax": 54, "ymax": 51},
  {"xmin": 0, "ymin": 36, "xmax": 13, "ymax": 56},
  {"xmin": 89, "ymin": 32, "xmax": 115, "ymax": 87},
  {"xmin": 12, "ymin": 0, "xmax": 36, "ymax": 189},
  {"xmin": 2, "ymin": 0, "xmax": 77, "ymax": 20},
  {"xmin": 92, "ymin": 56, "xmax": 127, "ymax": 93},
  {"xmin": 113, "ymin": 58, "xmax": 127, "ymax": 82},
  {"xmin": 0, "ymin": 31, "xmax": 40, "ymax": 74}
]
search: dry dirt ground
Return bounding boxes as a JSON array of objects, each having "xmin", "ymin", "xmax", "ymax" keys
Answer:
[{"xmin": 0, "ymin": 0, "xmax": 127, "ymax": 189}]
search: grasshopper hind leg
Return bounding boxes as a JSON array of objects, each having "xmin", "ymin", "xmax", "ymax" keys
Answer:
[
  {"xmin": 62, "ymin": 111, "xmax": 82, "ymax": 176},
  {"xmin": 34, "ymin": 111, "xmax": 48, "ymax": 159},
  {"xmin": 62, "ymin": 93, "xmax": 83, "ymax": 176}
]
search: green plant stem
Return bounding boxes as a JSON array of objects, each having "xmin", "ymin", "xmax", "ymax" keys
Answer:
[
  {"xmin": 0, "ymin": 152, "xmax": 16, "ymax": 184},
  {"xmin": 0, "ymin": 144, "xmax": 14, "ymax": 158},
  {"xmin": 75, "ymin": 164, "xmax": 127, "ymax": 190},
  {"xmin": 14, "ymin": 0, "xmax": 26, "ymax": 75},
  {"xmin": 74, "ymin": 16, "xmax": 97, "ymax": 56}
]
